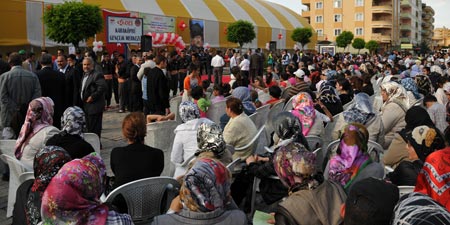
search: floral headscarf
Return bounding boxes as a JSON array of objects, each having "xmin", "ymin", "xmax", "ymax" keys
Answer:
[
  {"xmin": 180, "ymin": 158, "xmax": 231, "ymax": 212},
  {"xmin": 401, "ymin": 77, "xmax": 421, "ymax": 100},
  {"xmin": 343, "ymin": 93, "xmax": 375, "ymax": 125},
  {"xmin": 60, "ymin": 106, "xmax": 86, "ymax": 138},
  {"xmin": 15, "ymin": 97, "xmax": 54, "ymax": 160},
  {"xmin": 232, "ymin": 87, "xmax": 256, "ymax": 114},
  {"xmin": 273, "ymin": 143, "xmax": 319, "ymax": 193},
  {"xmin": 195, "ymin": 121, "xmax": 226, "ymax": 158},
  {"xmin": 328, "ymin": 124, "xmax": 372, "ymax": 190},
  {"xmin": 179, "ymin": 101, "xmax": 200, "ymax": 123},
  {"xmin": 273, "ymin": 112, "xmax": 310, "ymax": 150},
  {"xmin": 380, "ymin": 81, "xmax": 410, "ymax": 110},
  {"xmin": 414, "ymin": 148, "xmax": 450, "ymax": 211},
  {"xmin": 27, "ymin": 146, "xmax": 71, "ymax": 225},
  {"xmin": 41, "ymin": 153, "xmax": 109, "ymax": 224},
  {"xmin": 291, "ymin": 92, "xmax": 316, "ymax": 136}
]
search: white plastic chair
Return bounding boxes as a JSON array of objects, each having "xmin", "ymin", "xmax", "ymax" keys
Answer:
[
  {"xmin": 398, "ymin": 186, "xmax": 415, "ymax": 197},
  {"xmin": 84, "ymin": 133, "xmax": 101, "ymax": 157},
  {"xmin": 248, "ymin": 112, "xmax": 258, "ymax": 126},
  {"xmin": 305, "ymin": 135, "xmax": 323, "ymax": 151},
  {"xmin": 0, "ymin": 154, "xmax": 32, "ymax": 217},
  {"xmin": 103, "ymin": 176, "xmax": 180, "ymax": 224},
  {"xmin": 323, "ymin": 114, "xmax": 341, "ymax": 147},
  {"xmin": 342, "ymin": 100, "xmax": 354, "ymax": 110},
  {"xmin": 145, "ymin": 120, "xmax": 178, "ymax": 177},
  {"xmin": 226, "ymin": 158, "xmax": 242, "ymax": 173},
  {"xmin": 283, "ymin": 95, "xmax": 295, "ymax": 111},
  {"xmin": 18, "ymin": 171, "xmax": 34, "ymax": 183},
  {"xmin": 255, "ymin": 104, "xmax": 270, "ymax": 129},
  {"xmin": 169, "ymin": 96, "xmax": 183, "ymax": 124},
  {"xmin": 0, "ymin": 139, "xmax": 17, "ymax": 157},
  {"xmin": 235, "ymin": 125, "xmax": 266, "ymax": 155},
  {"xmin": 206, "ymin": 100, "xmax": 227, "ymax": 125}
]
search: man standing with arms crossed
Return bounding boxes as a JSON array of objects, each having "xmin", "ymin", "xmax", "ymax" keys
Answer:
[{"xmin": 211, "ymin": 50, "xmax": 225, "ymax": 85}]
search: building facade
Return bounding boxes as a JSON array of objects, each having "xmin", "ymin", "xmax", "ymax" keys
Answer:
[
  {"xmin": 433, "ymin": 27, "xmax": 450, "ymax": 49},
  {"xmin": 421, "ymin": 4, "xmax": 434, "ymax": 47},
  {"xmin": 301, "ymin": 0, "xmax": 401, "ymax": 51},
  {"xmin": 400, "ymin": 0, "xmax": 423, "ymax": 45}
]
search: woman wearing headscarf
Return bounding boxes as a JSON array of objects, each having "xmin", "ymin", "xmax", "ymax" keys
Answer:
[
  {"xmin": 386, "ymin": 125, "xmax": 445, "ymax": 186},
  {"xmin": 41, "ymin": 153, "xmax": 133, "ymax": 224},
  {"xmin": 273, "ymin": 144, "xmax": 346, "ymax": 225},
  {"xmin": 291, "ymin": 92, "xmax": 324, "ymax": 137},
  {"xmin": 171, "ymin": 101, "xmax": 212, "ymax": 178},
  {"xmin": 383, "ymin": 106, "xmax": 444, "ymax": 168},
  {"xmin": 15, "ymin": 97, "xmax": 60, "ymax": 169},
  {"xmin": 220, "ymin": 86, "xmax": 256, "ymax": 129},
  {"xmin": 12, "ymin": 146, "xmax": 72, "ymax": 225},
  {"xmin": 401, "ymin": 77, "xmax": 421, "ymax": 107},
  {"xmin": 46, "ymin": 106, "xmax": 95, "ymax": 159},
  {"xmin": 152, "ymin": 158, "xmax": 247, "ymax": 225},
  {"xmin": 194, "ymin": 121, "xmax": 232, "ymax": 166},
  {"xmin": 392, "ymin": 192, "xmax": 450, "ymax": 225},
  {"xmin": 332, "ymin": 93, "xmax": 384, "ymax": 145},
  {"xmin": 110, "ymin": 112, "xmax": 164, "ymax": 190},
  {"xmin": 315, "ymin": 83, "xmax": 343, "ymax": 116},
  {"xmin": 414, "ymin": 148, "xmax": 450, "ymax": 210},
  {"xmin": 380, "ymin": 81, "xmax": 410, "ymax": 149},
  {"xmin": 326, "ymin": 123, "xmax": 384, "ymax": 192}
]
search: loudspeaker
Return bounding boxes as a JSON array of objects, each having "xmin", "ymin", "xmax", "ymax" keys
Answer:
[
  {"xmin": 141, "ymin": 35, "xmax": 152, "ymax": 52},
  {"xmin": 269, "ymin": 41, "xmax": 276, "ymax": 52}
]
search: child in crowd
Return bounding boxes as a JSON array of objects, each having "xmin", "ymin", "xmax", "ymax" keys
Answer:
[{"xmin": 191, "ymin": 86, "xmax": 211, "ymax": 117}]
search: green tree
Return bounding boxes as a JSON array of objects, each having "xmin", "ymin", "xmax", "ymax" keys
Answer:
[
  {"xmin": 336, "ymin": 31, "xmax": 354, "ymax": 51},
  {"xmin": 352, "ymin": 38, "xmax": 366, "ymax": 54},
  {"xmin": 226, "ymin": 20, "xmax": 256, "ymax": 49},
  {"xmin": 291, "ymin": 27, "xmax": 313, "ymax": 50},
  {"xmin": 43, "ymin": 1, "xmax": 103, "ymax": 48},
  {"xmin": 419, "ymin": 41, "xmax": 431, "ymax": 55},
  {"xmin": 365, "ymin": 40, "xmax": 379, "ymax": 54}
]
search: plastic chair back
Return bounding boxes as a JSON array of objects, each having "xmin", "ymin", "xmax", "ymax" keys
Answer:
[
  {"xmin": 248, "ymin": 112, "xmax": 258, "ymax": 126},
  {"xmin": 398, "ymin": 186, "xmax": 415, "ymax": 197},
  {"xmin": 283, "ymin": 95, "xmax": 295, "ymax": 111},
  {"xmin": 0, "ymin": 154, "xmax": 32, "ymax": 217},
  {"xmin": 104, "ymin": 176, "xmax": 180, "ymax": 224},
  {"xmin": 84, "ymin": 133, "xmax": 101, "ymax": 157},
  {"xmin": 145, "ymin": 120, "xmax": 178, "ymax": 176},
  {"xmin": 255, "ymin": 104, "xmax": 270, "ymax": 129},
  {"xmin": 206, "ymin": 100, "xmax": 226, "ymax": 125},
  {"xmin": 0, "ymin": 139, "xmax": 17, "ymax": 157},
  {"xmin": 305, "ymin": 135, "xmax": 323, "ymax": 150},
  {"xmin": 18, "ymin": 171, "xmax": 34, "ymax": 183},
  {"xmin": 169, "ymin": 96, "xmax": 183, "ymax": 124}
]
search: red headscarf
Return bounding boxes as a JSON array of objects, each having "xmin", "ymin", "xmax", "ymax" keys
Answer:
[{"xmin": 414, "ymin": 148, "xmax": 450, "ymax": 211}]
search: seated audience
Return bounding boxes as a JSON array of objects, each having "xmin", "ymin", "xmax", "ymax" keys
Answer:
[
  {"xmin": 15, "ymin": 97, "xmax": 60, "ymax": 169},
  {"xmin": 273, "ymin": 143, "xmax": 346, "ymax": 225},
  {"xmin": 265, "ymin": 85, "xmax": 282, "ymax": 107},
  {"xmin": 326, "ymin": 123, "xmax": 384, "ymax": 192},
  {"xmin": 316, "ymin": 83, "xmax": 343, "ymax": 116},
  {"xmin": 250, "ymin": 89, "xmax": 262, "ymax": 108},
  {"xmin": 220, "ymin": 87, "xmax": 256, "ymax": 129},
  {"xmin": 46, "ymin": 106, "xmax": 95, "ymax": 159},
  {"xmin": 386, "ymin": 125, "xmax": 444, "ymax": 186},
  {"xmin": 41, "ymin": 153, "xmax": 133, "ymax": 224},
  {"xmin": 424, "ymin": 94, "xmax": 448, "ymax": 133},
  {"xmin": 172, "ymin": 101, "xmax": 211, "ymax": 177},
  {"xmin": 152, "ymin": 158, "xmax": 247, "ymax": 225},
  {"xmin": 392, "ymin": 192, "xmax": 450, "ymax": 225},
  {"xmin": 211, "ymin": 84, "xmax": 225, "ymax": 104},
  {"xmin": 191, "ymin": 86, "xmax": 211, "ymax": 118},
  {"xmin": 401, "ymin": 77, "xmax": 421, "ymax": 107},
  {"xmin": 223, "ymin": 97, "xmax": 257, "ymax": 160},
  {"xmin": 290, "ymin": 92, "xmax": 324, "ymax": 137},
  {"xmin": 195, "ymin": 121, "xmax": 232, "ymax": 166},
  {"xmin": 332, "ymin": 93, "xmax": 384, "ymax": 145},
  {"xmin": 110, "ymin": 112, "xmax": 164, "ymax": 189},
  {"xmin": 343, "ymin": 178, "xmax": 399, "ymax": 225},
  {"xmin": 335, "ymin": 78, "xmax": 353, "ymax": 105},
  {"xmin": 13, "ymin": 146, "xmax": 72, "ymax": 225}
]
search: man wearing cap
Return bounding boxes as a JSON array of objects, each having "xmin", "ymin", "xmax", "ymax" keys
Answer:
[
  {"xmin": 0, "ymin": 52, "xmax": 41, "ymax": 138},
  {"xmin": 283, "ymin": 69, "xmax": 310, "ymax": 100}
]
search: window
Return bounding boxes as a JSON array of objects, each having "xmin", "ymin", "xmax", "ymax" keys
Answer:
[
  {"xmin": 315, "ymin": 15, "xmax": 323, "ymax": 23},
  {"xmin": 355, "ymin": 28, "xmax": 364, "ymax": 36},
  {"xmin": 334, "ymin": 0, "xmax": 342, "ymax": 8},
  {"xmin": 317, "ymin": 29, "xmax": 324, "ymax": 37},
  {"xmin": 355, "ymin": 0, "xmax": 364, "ymax": 6},
  {"xmin": 334, "ymin": 14, "xmax": 342, "ymax": 22},
  {"xmin": 316, "ymin": 2, "xmax": 323, "ymax": 9},
  {"xmin": 355, "ymin": 13, "xmax": 364, "ymax": 21},
  {"xmin": 334, "ymin": 29, "xmax": 342, "ymax": 36}
]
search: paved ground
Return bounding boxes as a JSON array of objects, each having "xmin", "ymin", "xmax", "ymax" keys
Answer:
[{"xmin": 0, "ymin": 106, "xmax": 128, "ymax": 224}]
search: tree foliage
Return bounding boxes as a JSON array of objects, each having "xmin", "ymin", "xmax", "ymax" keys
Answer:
[
  {"xmin": 336, "ymin": 31, "xmax": 354, "ymax": 51},
  {"xmin": 365, "ymin": 40, "xmax": 379, "ymax": 54},
  {"xmin": 291, "ymin": 27, "xmax": 313, "ymax": 50},
  {"xmin": 43, "ymin": 1, "xmax": 103, "ymax": 48},
  {"xmin": 352, "ymin": 38, "xmax": 366, "ymax": 54},
  {"xmin": 226, "ymin": 20, "xmax": 256, "ymax": 48}
]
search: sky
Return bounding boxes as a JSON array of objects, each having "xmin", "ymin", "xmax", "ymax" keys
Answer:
[{"xmin": 265, "ymin": 0, "xmax": 450, "ymax": 28}]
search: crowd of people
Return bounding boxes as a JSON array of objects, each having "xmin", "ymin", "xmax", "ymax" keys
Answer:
[{"xmin": 1, "ymin": 46, "xmax": 450, "ymax": 224}]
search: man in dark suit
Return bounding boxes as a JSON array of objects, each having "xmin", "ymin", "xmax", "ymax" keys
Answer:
[
  {"xmin": 146, "ymin": 55, "xmax": 170, "ymax": 115},
  {"xmin": 249, "ymin": 49, "xmax": 261, "ymax": 82},
  {"xmin": 80, "ymin": 57, "xmax": 107, "ymax": 138},
  {"xmin": 37, "ymin": 53, "xmax": 65, "ymax": 129},
  {"xmin": 67, "ymin": 54, "xmax": 83, "ymax": 107}
]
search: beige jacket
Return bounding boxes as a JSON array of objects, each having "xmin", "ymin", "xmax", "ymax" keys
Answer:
[
  {"xmin": 223, "ymin": 113, "xmax": 257, "ymax": 160},
  {"xmin": 381, "ymin": 102, "xmax": 406, "ymax": 149},
  {"xmin": 383, "ymin": 132, "xmax": 410, "ymax": 168}
]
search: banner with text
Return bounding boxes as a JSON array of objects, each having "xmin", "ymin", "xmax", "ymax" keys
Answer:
[
  {"xmin": 140, "ymin": 13, "xmax": 175, "ymax": 33},
  {"xmin": 107, "ymin": 16, "xmax": 143, "ymax": 43}
]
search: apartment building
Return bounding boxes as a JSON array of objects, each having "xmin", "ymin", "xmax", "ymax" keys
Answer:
[
  {"xmin": 301, "ymin": 0, "xmax": 400, "ymax": 51},
  {"xmin": 433, "ymin": 27, "xmax": 450, "ymax": 49},
  {"xmin": 400, "ymin": 0, "xmax": 423, "ymax": 45},
  {"xmin": 421, "ymin": 3, "xmax": 434, "ymax": 46}
]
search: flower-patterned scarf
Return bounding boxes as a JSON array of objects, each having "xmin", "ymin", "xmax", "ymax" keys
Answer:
[{"xmin": 291, "ymin": 92, "xmax": 316, "ymax": 136}]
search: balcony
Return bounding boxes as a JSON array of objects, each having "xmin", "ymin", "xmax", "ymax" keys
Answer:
[
  {"xmin": 302, "ymin": 11, "xmax": 310, "ymax": 17},
  {"xmin": 400, "ymin": 13, "xmax": 412, "ymax": 19},
  {"xmin": 400, "ymin": 25, "xmax": 411, "ymax": 30},
  {"xmin": 372, "ymin": 33, "xmax": 392, "ymax": 43},
  {"xmin": 302, "ymin": 0, "xmax": 311, "ymax": 4},
  {"xmin": 372, "ymin": 5, "xmax": 392, "ymax": 14},
  {"xmin": 372, "ymin": 21, "xmax": 393, "ymax": 28},
  {"xmin": 401, "ymin": 0, "xmax": 412, "ymax": 7},
  {"xmin": 401, "ymin": 37, "xmax": 411, "ymax": 43}
]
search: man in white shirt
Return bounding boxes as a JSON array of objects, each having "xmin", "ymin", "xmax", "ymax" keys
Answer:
[
  {"xmin": 137, "ymin": 54, "xmax": 156, "ymax": 81},
  {"xmin": 211, "ymin": 50, "xmax": 225, "ymax": 85},
  {"xmin": 230, "ymin": 50, "xmax": 238, "ymax": 68},
  {"xmin": 239, "ymin": 54, "xmax": 250, "ymax": 81}
]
